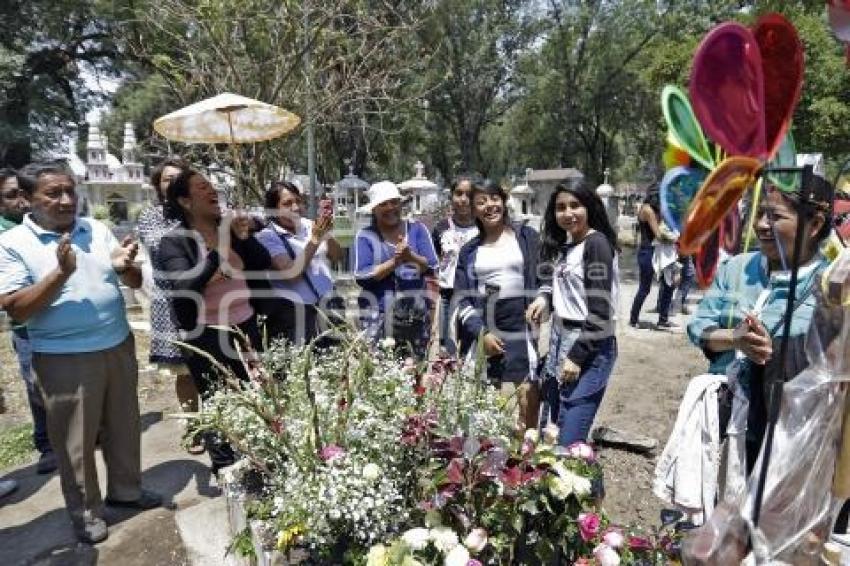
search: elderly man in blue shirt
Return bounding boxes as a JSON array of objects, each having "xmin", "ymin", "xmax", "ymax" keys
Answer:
[{"xmin": 0, "ymin": 162, "xmax": 161, "ymax": 544}]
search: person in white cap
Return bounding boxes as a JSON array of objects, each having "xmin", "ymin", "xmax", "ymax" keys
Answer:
[{"xmin": 353, "ymin": 181, "xmax": 438, "ymax": 357}]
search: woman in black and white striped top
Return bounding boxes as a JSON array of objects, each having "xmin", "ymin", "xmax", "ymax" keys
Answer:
[{"xmin": 527, "ymin": 182, "xmax": 620, "ymax": 446}]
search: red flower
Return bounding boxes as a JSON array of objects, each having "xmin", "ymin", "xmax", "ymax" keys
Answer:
[
  {"xmin": 627, "ymin": 535, "xmax": 654, "ymax": 552},
  {"xmin": 446, "ymin": 457, "xmax": 466, "ymax": 484},
  {"xmin": 270, "ymin": 418, "xmax": 284, "ymax": 435},
  {"xmin": 501, "ymin": 465, "xmax": 523, "ymax": 489}
]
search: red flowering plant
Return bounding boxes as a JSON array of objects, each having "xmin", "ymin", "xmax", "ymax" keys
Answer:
[{"xmin": 412, "ymin": 425, "xmax": 608, "ymax": 564}]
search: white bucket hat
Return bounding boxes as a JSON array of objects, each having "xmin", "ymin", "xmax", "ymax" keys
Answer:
[{"xmin": 358, "ymin": 181, "xmax": 403, "ymax": 213}]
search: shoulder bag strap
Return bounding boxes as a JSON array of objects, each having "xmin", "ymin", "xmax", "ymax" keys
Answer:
[{"xmin": 276, "ymin": 231, "xmax": 321, "ymax": 302}]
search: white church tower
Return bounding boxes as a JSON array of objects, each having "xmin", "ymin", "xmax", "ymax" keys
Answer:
[
  {"xmin": 121, "ymin": 123, "xmax": 144, "ymax": 182},
  {"xmin": 86, "ymin": 122, "xmax": 109, "ymax": 181}
]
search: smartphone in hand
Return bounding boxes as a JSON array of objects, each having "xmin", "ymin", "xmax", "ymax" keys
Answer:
[{"xmin": 319, "ymin": 197, "xmax": 334, "ymax": 219}]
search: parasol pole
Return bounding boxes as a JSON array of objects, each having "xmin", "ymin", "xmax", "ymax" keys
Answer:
[
  {"xmin": 225, "ymin": 110, "xmax": 243, "ymax": 207},
  {"xmin": 750, "ymin": 164, "xmax": 814, "ymax": 528}
]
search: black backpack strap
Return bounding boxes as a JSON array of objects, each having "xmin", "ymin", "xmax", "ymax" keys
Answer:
[{"xmin": 276, "ymin": 231, "xmax": 321, "ymax": 302}]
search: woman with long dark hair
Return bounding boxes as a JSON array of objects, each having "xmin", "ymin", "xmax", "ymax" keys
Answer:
[
  {"xmin": 454, "ymin": 179, "xmax": 540, "ymax": 432},
  {"xmin": 629, "ymin": 184, "xmax": 677, "ymax": 328},
  {"xmin": 158, "ymin": 168, "xmax": 273, "ymax": 472},
  {"xmin": 527, "ymin": 182, "xmax": 619, "ymax": 446}
]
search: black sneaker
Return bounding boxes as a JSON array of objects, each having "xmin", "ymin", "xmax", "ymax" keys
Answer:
[
  {"xmin": 655, "ymin": 320, "xmax": 680, "ymax": 330},
  {"xmin": 74, "ymin": 514, "xmax": 108, "ymax": 544},
  {"xmin": 105, "ymin": 489, "xmax": 162, "ymax": 510},
  {"xmin": 37, "ymin": 450, "xmax": 58, "ymax": 475}
]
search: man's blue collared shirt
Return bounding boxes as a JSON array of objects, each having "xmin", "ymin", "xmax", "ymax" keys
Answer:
[{"xmin": 0, "ymin": 215, "xmax": 130, "ymax": 353}]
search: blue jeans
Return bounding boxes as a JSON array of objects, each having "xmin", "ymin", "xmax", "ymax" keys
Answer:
[
  {"xmin": 541, "ymin": 336, "xmax": 617, "ymax": 446},
  {"xmin": 657, "ymin": 274, "xmax": 676, "ymax": 324},
  {"xmin": 629, "ymin": 247, "xmax": 655, "ymax": 325},
  {"xmin": 13, "ymin": 333, "xmax": 51, "ymax": 454}
]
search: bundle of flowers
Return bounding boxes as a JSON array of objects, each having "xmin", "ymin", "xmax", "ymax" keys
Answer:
[
  {"xmin": 370, "ymin": 432, "xmax": 683, "ymax": 565},
  {"xmin": 190, "ymin": 334, "xmax": 513, "ymax": 562},
  {"xmin": 190, "ymin": 330, "xmax": 681, "ymax": 564}
]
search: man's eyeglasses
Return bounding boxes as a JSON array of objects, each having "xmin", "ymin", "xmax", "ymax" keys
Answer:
[{"xmin": 0, "ymin": 188, "xmax": 24, "ymax": 200}]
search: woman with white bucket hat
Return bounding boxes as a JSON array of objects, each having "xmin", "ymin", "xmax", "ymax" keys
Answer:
[{"xmin": 353, "ymin": 181, "xmax": 438, "ymax": 357}]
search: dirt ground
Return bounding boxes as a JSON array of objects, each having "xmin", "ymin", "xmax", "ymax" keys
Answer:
[{"xmin": 0, "ymin": 252, "xmax": 707, "ymax": 536}]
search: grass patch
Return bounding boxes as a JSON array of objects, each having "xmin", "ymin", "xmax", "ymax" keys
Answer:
[{"xmin": 0, "ymin": 423, "xmax": 35, "ymax": 470}]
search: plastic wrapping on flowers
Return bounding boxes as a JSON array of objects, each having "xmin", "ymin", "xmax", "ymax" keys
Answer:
[{"xmin": 682, "ymin": 288, "xmax": 850, "ymax": 564}]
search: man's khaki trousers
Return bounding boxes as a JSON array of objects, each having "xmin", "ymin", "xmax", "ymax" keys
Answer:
[{"xmin": 34, "ymin": 335, "xmax": 142, "ymax": 522}]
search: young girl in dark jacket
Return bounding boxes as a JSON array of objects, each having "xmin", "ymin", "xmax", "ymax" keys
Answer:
[
  {"xmin": 454, "ymin": 179, "xmax": 541, "ymax": 432},
  {"xmin": 527, "ymin": 182, "xmax": 620, "ymax": 446}
]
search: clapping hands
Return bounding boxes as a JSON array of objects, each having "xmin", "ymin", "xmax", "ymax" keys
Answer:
[
  {"xmin": 394, "ymin": 234, "xmax": 414, "ymax": 264},
  {"xmin": 111, "ymin": 235, "xmax": 139, "ymax": 273},
  {"xmin": 56, "ymin": 234, "xmax": 76, "ymax": 275}
]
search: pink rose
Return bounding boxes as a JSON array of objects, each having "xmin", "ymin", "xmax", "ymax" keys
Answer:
[
  {"xmin": 467, "ymin": 561, "xmax": 483, "ymax": 566},
  {"xmin": 602, "ymin": 528, "xmax": 624, "ymax": 549},
  {"xmin": 567, "ymin": 441, "xmax": 596, "ymax": 461},
  {"xmin": 319, "ymin": 444, "xmax": 346, "ymax": 462},
  {"xmin": 578, "ymin": 512, "xmax": 601, "ymax": 542}
]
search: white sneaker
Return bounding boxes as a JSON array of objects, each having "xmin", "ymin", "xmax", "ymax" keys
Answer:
[{"xmin": 0, "ymin": 479, "xmax": 18, "ymax": 499}]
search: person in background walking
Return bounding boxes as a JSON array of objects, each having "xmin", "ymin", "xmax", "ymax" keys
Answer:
[
  {"xmin": 431, "ymin": 175, "xmax": 478, "ymax": 356},
  {"xmin": 0, "ymin": 168, "xmax": 56, "ymax": 474},
  {"xmin": 255, "ymin": 180, "xmax": 343, "ymax": 345},
  {"xmin": 0, "ymin": 162, "xmax": 161, "ymax": 543},
  {"xmin": 528, "ymin": 182, "xmax": 620, "ymax": 446},
  {"xmin": 136, "ymin": 157, "xmax": 203, "ymax": 453},
  {"xmin": 629, "ymin": 185, "xmax": 677, "ymax": 329},
  {"xmin": 454, "ymin": 179, "xmax": 540, "ymax": 432}
]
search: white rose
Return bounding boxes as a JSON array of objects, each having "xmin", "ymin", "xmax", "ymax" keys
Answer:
[
  {"xmin": 572, "ymin": 474, "xmax": 592, "ymax": 497},
  {"xmin": 430, "ymin": 527, "xmax": 459, "ymax": 553},
  {"xmin": 549, "ymin": 475, "xmax": 572, "ymax": 500},
  {"xmin": 464, "ymin": 528, "xmax": 488, "ymax": 553},
  {"xmin": 543, "ymin": 423, "xmax": 560, "ymax": 444},
  {"xmin": 524, "ymin": 428, "xmax": 540, "ymax": 444},
  {"xmin": 444, "ymin": 544, "xmax": 470, "ymax": 566},
  {"xmin": 366, "ymin": 544, "xmax": 388, "ymax": 566},
  {"xmin": 593, "ymin": 543, "xmax": 621, "ymax": 566},
  {"xmin": 380, "ymin": 337, "xmax": 396, "ymax": 349},
  {"xmin": 402, "ymin": 527, "xmax": 431, "ymax": 551},
  {"xmin": 363, "ymin": 463, "xmax": 381, "ymax": 481}
]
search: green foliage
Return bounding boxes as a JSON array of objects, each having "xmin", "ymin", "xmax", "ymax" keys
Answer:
[
  {"xmin": 225, "ymin": 527, "xmax": 257, "ymax": 559},
  {"xmin": 0, "ymin": 423, "xmax": 35, "ymax": 470},
  {"xmin": 9, "ymin": 1, "xmax": 850, "ymax": 194}
]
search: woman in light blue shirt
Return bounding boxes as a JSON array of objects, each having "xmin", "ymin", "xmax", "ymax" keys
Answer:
[{"xmin": 687, "ymin": 179, "xmax": 832, "ymax": 471}]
